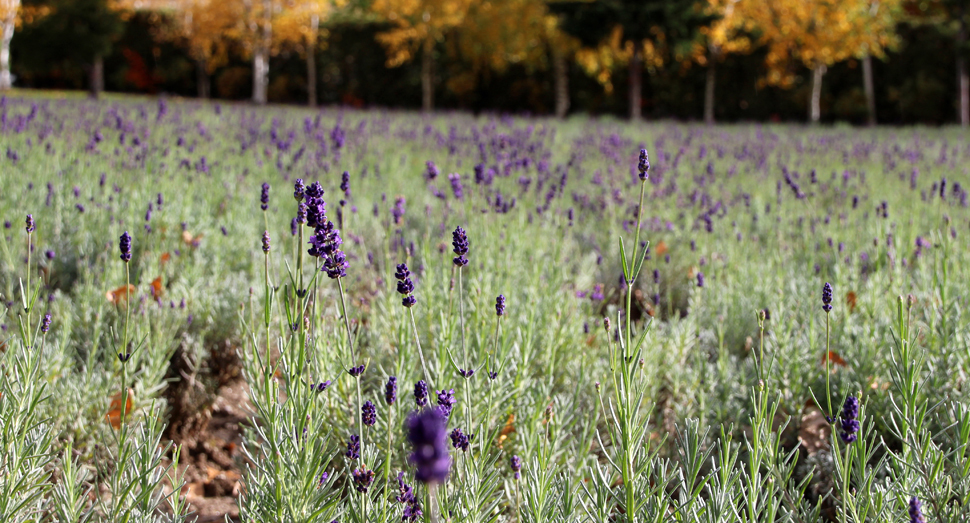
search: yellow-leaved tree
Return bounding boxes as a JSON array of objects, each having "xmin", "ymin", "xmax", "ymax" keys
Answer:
[
  {"xmin": 744, "ymin": 0, "xmax": 901, "ymax": 123},
  {"xmin": 690, "ymin": 0, "xmax": 752, "ymax": 123},
  {"xmin": 274, "ymin": 0, "xmax": 343, "ymax": 106},
  {"xmin": 371, "ymin": 0, "xmax": 476, "ymax": 111},
  {"xmin": 447, "ymin": 0, "xmax": 579, "ymax": 116}
]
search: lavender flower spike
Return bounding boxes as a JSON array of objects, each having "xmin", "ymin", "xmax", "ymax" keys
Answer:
[
  {"xmin": 637, "ymin": 149, "xmax": 650, "ymax": 181},
  {"xmin": 452, "ymin": 226, "xmax": 469, "ymax": 267},
  {"xmin": 119, "ymin": 231, "xmax": 132, "ymax": 262},
  {"xmin": 839, "ymin": 396, "xmax": 860, "ymax": 443},
  {"xmin": 822, "ymin": 282, "xmax": 833, "ymax": 312},
  {"xmin": 406, "ymin": 409, "xmax": 450, "ymax": 484},
  {"xmin": 909, "ymin": 497, "xmax": 925, "ymax": 523}
]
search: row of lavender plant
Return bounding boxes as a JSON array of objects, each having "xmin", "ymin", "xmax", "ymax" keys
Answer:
[{"xmin": 0, "ymin": 94, "xmax": 968, "ymax": 521}]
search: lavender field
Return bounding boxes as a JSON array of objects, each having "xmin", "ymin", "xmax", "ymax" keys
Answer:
[{"xmin": 1, "ymin": 93, "xmax": 969, "ymax": 522}]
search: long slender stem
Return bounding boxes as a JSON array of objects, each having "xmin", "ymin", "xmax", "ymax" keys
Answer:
[
  {"xmin": 458, "ymin": 267, "xmax": 466, "ymax": 368},
  {"xmin": 626, "ymin": 179, "xmax": 647, "ymax": 354},
  {"xmin": 825, "ymin": 313, "xmax": 832, "ymax": 417},
  {"xmin": 25, "ymin": 230, "xmax": 31, "ymax": 347},
  {"xmin": 408, "ymin": 308, "xmax": 431, "ymax": 385},
  {"xmin": 121, "ymin": 262, "xmax": 131, "ymax": 425}
]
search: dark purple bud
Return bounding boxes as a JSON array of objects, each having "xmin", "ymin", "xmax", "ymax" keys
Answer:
[
  {"xmin": 414, "ymin": 380, "xmax": 428, "ymax": 407},
  {"xmin": 261, "ymin": 231, "xmax": 271, "ymax": 253},
  {"xmin": 25, "ymin": 214, "xmax": 35, "ymax": 233},
  {"xmin": 495, "ymin": 294, "xmax": 506, "ymax": 316},
  {"xmin": 449, "ymin": 427, "xmax": 471, "ymax": 451},
  {"xmin": 696, "ymin": 272, "xmax": 704, "ymax": 288},
  {"xmin": 260, "ymin": 182, "xmax": 270, "ymax": 211},
  {"xmin": 452, "ymin": 226, "xmax": 469, "ymax": 267},
  {"xmin": 348, "ymin": 364, "xmax": 365, "ymax": 377},
  {"xmin": 119, "ymin": 231, "xmax": 132, "ymax": 262},
  {"xmin": 822, "ymin": 282, "xmax": 833, "ymax": 312},
  {"xmin": 294, "ymin": 179, "xmax": 305, "ymax": 201},
  {"xmin": 637, "ymin": 149, "xmax": 650, "ymax": 181},
  {"xmin": 362, "ymin": 401, "xmax": 377, "ymax": 426},
  {"xmin": 45, "ymin": 250, "xmax": 55, "ymax": 260},
  {"xmin": 40, "ymin": 313, "xmax": 51, "ymax": 333},
  {"xmin": 345, "ymin": 434, "xmax": 360, "ymax": 459},
  {"xmin": 510, "ymin": 455, "xmax": 522, "ymax": 480},
  {"xmin": 385, "ymin": 376, "xmax": 398, "ymax": 405},
  {"xmin": 352, "ymin": 468, "xmax": 375, "ymax": 493},
  {"xmin": 839, "ymin": 395, "xmax": 860, "ymax": 443}
]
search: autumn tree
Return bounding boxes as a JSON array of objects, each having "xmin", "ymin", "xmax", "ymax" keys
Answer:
[
  {"xmin": 274, "ymin": 0, "xmax": 343, "ymax": 106},
  {"xmin": 690, "ymin": 0, "xmax": 751, "ymax": 123},
  {"xmin": 744, "ymin": 0, "xmax": 900, "ymax": 123},
  {"xmin": 448, "ymin": 0, "xmax": 578, "ymax": 116},
  {"xmin": 371, "ymin": 0, "xmax": 476, "ymax": 111},
  {"xmin": 551, "ymin": 0, "xmax": 713, "ymax": 120}
]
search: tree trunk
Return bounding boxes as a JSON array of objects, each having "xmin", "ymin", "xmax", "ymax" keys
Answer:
[
  {"xmin": 809, "ymin": 64, "xmax": 826, "ymax": 124},
  {"xmin": 704, "ymin": 60, "xmax": 716, "ymax": 125},
  {"xmin": 253, "ymin": 49, "xmax": 268, "ymax": 104},
  {"xmin": 553, "ymin": 47, "xmax": 569, "ymax": 118},
  {"xmin": 421, "ymin": 38, "xmax": 434, "ymax": 112},
  {"xmin": 89, "ymin": 54, "xmax": 104, "ymax": 99},
  {"xmin": 252, "ymin": 0, "xmax": 272, "ymax": 105},
  {"xmin": 959, "ymin": 7, "xmax": 968, "ymax": 127},
  {"xmin": 862, "ymin": 54, "xmax": 876, "ymax": 126},
  {"xmin": 0, "ymin": 17, "xmax": 14, "ymax": 91},
  {"xmin": 307, "ymin": 14, "xmax": 318, "ymax": 108},
  {"xmin": 196, "ymin": 59, "xmax": 210, "ymax": 99},
  {"xmin": 628, "ymin": 45, "xmax": 642, "ymax": 121}
]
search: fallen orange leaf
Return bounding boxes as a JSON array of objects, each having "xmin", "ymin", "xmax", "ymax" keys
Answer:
[
  {"xmin": 846, "ymin": 291, "xmax": 857, "ymax": 312},
  {"xmin": 150, "ymin": 276, "xmax": 163, "ymax": 298},
  {"xmin": 106, "ymin": 284, "xmax": 136, "ymax": 304},
  {"xmin": 655, "ymin": 240, "xmax": 668, "ymax": 256},
  {"xmin": 821, "ymin": 350, "xmax": 848, "ymax": 369},
  {"xmin": 106, "ymin": 388, "xmax": 134, "ymax": 429}
]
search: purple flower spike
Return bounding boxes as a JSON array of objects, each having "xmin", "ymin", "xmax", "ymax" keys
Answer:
[
  {"xmin": 510, "ymin": 455, "xmax": 522, "ymax": 480},
  {"xmin": 406, "ymin": 409, "xmax": 450, "ymax": 484},
  {"xmin": 909, "ymin": 497, "xmax": 925, "ymax": 523},
  {"xmin": 436, "ymin": 388, "xmax": 456, "ymax": 417},
  {"xmin": 495, "ymin": 294, "xmax": 506, "ymax": 316},
  {"xmin": 352, "ymin": 468, "xmax": 375, "ymax": 493},
  {"xmin": 362, "ymin": 401, "xmax": 377, "ymax": 426},
  {"xmin": 294, "ymin": 179, "xmax": 305, "ymax": 201},
  {"xmin": 345, "ymin": 434, "xmax": 360, "ymax": 459},
  {"xmin": 260, "ymin": 182, "xmax": 270, "ymax": 211},
  {"xmin": 449, "ymin": 427, "xmax": 471, "ymax": 451},
  {"xmin": 839, "ymin": 396, "xmax": 860, "ymax": 444},
  {"xmin": 119, "ymin": 231, "xmax": 132, "ymax": 262},
  {"xmin": 637, "ymin": 149, "xmax": 650, "ymax": 181},
  {"xmin": 26, "ymin": 214, "xmax": 35, "ymax": 233},
  {"xmin": 261, "ymin": 231, "xmax": 271, "ymax": 253},
  {"xmin": 414, "ymin": 380, "xmax": 428, "ymax": 407},
  {"xmin": 452, "ymin": 226, "xmax": 469, "ymax": 267},
  {"xmin": 822, "ymin": 282, "xmax": 833, "ymax": 312},
  {"xmin": 41, "ymin": 313, "xmax": 51, "ymax": 333},
  {"xmin": 385, "ymin": 376, "xmax": 398, "ymax": 405}
]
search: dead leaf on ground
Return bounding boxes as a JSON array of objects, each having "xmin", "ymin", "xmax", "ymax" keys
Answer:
[
  {"xmin": 106, "ymin": 389, "xmax": 134, "ymax": 429},
  {"xmin": 798, "ymin": 400, "xmax": 831, "ymax": 456}
]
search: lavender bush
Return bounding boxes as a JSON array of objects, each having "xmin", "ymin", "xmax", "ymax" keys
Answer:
[{"xmin": 0, "ymin": 94, "xmax": 968, "ymax": 522}]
